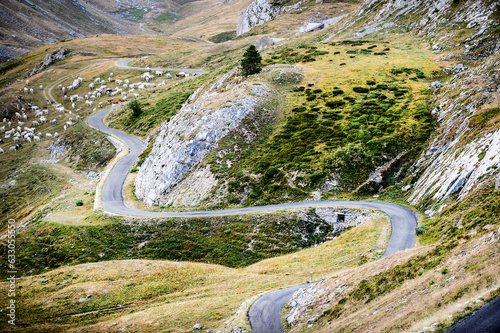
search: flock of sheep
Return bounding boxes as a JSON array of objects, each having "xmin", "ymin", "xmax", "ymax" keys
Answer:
[{"xmin": 1, "ymin": 67, "xmax": 189, "ymax": 154}]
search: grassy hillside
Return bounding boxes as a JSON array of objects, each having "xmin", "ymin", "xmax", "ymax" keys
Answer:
[
  {"xmin": 0, "ymin": 213, "xmax": 390, "ymax": 332},
  {"xmin": 196, "ymin": 35, "xmax": 439, "ymax": 208},
  {"xmin": 0, "ymin": 0, "xmax": 498, "ymax": 332}
]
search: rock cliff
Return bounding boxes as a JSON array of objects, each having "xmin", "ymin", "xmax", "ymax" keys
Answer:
[
  {"xmin": 236, "ymin": 0, "xmax": 282, "ymax": 36},
  {"xmin": 134, "ymin": 70, "xmax": 272, "ymax": 206},
  {"xmin": 323, "ymin": 0, "xmax": 499, "ymax": 212}
]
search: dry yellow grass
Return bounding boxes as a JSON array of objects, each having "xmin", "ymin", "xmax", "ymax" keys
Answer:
[
  {"xmin": 284, "ymin": 229, "xmax": 500, "ymax": 333},
  {"xmin": 0, "ymin": 215, "xmax": 390, "ymax": 332}
]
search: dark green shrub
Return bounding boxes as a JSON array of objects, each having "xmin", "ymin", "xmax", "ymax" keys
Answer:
[
  {"xmin": 75, "ymin": 199, "xmax": 84, "ymax": 206},
  {"xmin": 241, "ymin": 45, "xmax": 262, "ymax": 76},
  {"xmin": 129, "ymin": 99, "xmax": 143, "ymax": 118},
  {"xmin": 325, "ymin": 99, "xmax": 346, "ymax": 108},
  {"xmin": 416, "ymin": 226, "xmax": 429, "ymax": 235},
  {"xmin": 332, "ymin": 89, "xmax": 344, "ymax": 96},
  {"xmin": 366, "ymin": 80, "xmax": 376, "ymax": 85},
  {"xmin": 353, "ymin": 87, "xmax": 369, "ymax": 93}
]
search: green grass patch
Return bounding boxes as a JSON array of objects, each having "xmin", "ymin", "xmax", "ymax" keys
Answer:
[
  {"xmin": 153, "ymin": 12, "xmax": 178, "ymax": 22},
  {"xmin": 209, "ymin": 31, "xmax": 237, "ymax": 44},
  {"xmin": 1, "ymin": 210, "xmax": 339, "ymax": 278}
]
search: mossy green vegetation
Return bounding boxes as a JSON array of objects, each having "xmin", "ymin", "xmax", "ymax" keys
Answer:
[
  {"xmin": 153, "ymin": 12, "xmax": 178, "ymax": 22},
  {"xmin": 205, "ymin": 39, "xmax": 437, "ymax": 207},
  {"xmin": 209, "ymin": 31, "xmax": 237, "ymax": 44}
]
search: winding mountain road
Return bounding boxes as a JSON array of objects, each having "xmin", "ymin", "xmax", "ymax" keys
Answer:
[
  {"xmin": 88, "ymin": 102, "xmax": 418, "ymax": 333},
  {"xmin": 86, "ymin": 61, "xmax": 419, "ymax": 332}
]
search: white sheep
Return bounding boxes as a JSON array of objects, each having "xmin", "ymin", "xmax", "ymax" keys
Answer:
[
  {"xmin": 134, "ymin": 93, "xmax": 140, "ymax": 98},
  {"xmin": 63, "ymin": 125, "xmax": 67, "ymax": 131},
  {"xmin": 34, "ymin": 136, "xmax": 40, "ymax": 141},
  {"xmin": 29, "ymin": 88, "xmax": 34, "ymax": 94},
  {"xmin": 50, "ymin": 119, "xmax": 57, "ymax": 124},
  {"xmin": 46, "ymin": 133, "xmax": 52, "ymax": 137},
  {"xmin": 26, "ymin": 137, "xmax": 31, "ymax": 143},
  {"xmin": 72, "ymin": 103, "xmax": 75, "ymax": 109},
  {"xmin": 54, "ymin": 132, "xmax": 59, "ymax": 138},
  {"xmin": 32, "ymin": 120, "xmax": 39, "ymax": 127},
  {"xmin": 39, "ymin": 85, "xmax": 43, "ymax": 90},
  {"xmin": 109, "ymin": 72, "xmax": 114, "ymax": 77},
  {"xmin": 24, "ymin": 87, "xmax": 28, "ymax": 93},
  {"xmin": 0, "ymin": 147, "xmax": 4, "ymax": 153}
]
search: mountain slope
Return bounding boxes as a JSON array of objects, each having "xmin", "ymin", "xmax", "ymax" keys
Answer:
[{"xmin": 0, "ymin": 0, "xmax": 143, "ymax": 62}]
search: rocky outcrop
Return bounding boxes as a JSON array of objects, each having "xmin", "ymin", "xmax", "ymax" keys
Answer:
[
  {"xmin": 407, "ymin": 54, "xmax": 500, "ymax": 214},
  {"xmin": 253, "ymin": 36, "xmax": 286, "ymax": 51},
  {"xmin": 321, "ymin": 0, "xmax": 500, "ymax": 213},
  {"xmin": 296, "ymin": 15, "xmax": 346, "ymax": 34},
  {"xmin": 134, "ymin": 70, "xmax": 272, "ymax": 206},
  {"xmin": 324, "ymin": 0, "xmax": 498, "ymax": 42},
  {"xmin": 236, "ymin": 0, "xmax": 282, "ymax": 36},
  {"xmin": 30, "ymin": 48, "xmax": 69, "ymax": 76}
]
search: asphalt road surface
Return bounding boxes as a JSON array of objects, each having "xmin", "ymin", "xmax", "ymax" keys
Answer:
[
  {"xmin": 444, "ymin": 296, "xmax": 500, "ymax": 333},
  {"xmin": 247, "ymin": 199, "xmax": 418, "ymax": 333}
]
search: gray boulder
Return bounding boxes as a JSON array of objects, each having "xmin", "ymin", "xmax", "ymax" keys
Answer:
[
  {"xmin": 236, "ymin": 0, "xmax": 281, "ymax": 36},
  {"xmin": 431, "ymin": 81, "xmax": 443, "ymax": 89}
]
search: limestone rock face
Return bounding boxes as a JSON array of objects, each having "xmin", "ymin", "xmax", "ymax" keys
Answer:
[
  {"xmin": 325, "ymin": 0, "xmax": 497, "ymax": 41},
  {"xmin": 134, "ymin": 70, "xmax": 271, "ymax": 206},
  {"xmin": 236, "ymin": 0, "xmax": 281, "ymax": 36}
]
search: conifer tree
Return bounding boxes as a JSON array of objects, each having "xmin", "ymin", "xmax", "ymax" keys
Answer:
[{"xmin": 241, "ymin": 45, "xmax": 262, "ymax": 76}]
